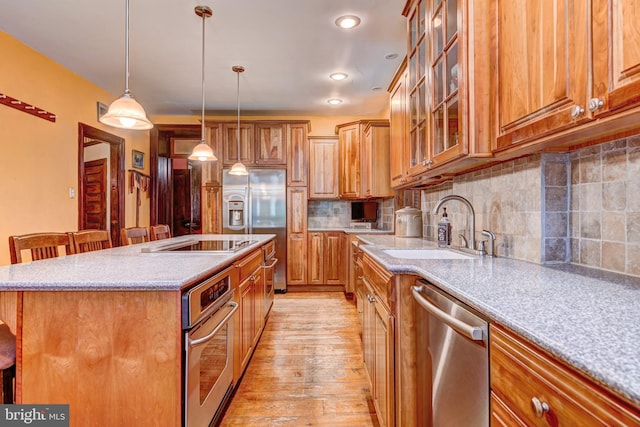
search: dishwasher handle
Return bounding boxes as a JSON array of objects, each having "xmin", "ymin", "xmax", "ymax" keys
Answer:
[{"xmin": 411, "ymin": 285, "xmax": 484, "ymax": 341}]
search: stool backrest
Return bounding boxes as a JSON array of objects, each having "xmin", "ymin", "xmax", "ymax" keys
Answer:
[
  {"xmin": 9, "ymin": 232, "xmax": 74, "ymax": 264},
  {"xmin": 120, "ymin": 227, "xmax": 151, "ymax": 246},
  {"xmin": 69, "ymin": 229, "xmax": 113, "ymax": 253},
  {"xmin": 149, "ymin": 224, "xmax": 171, "ymax": 241}
]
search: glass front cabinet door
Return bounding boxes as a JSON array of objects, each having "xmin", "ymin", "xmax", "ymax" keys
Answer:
[{"xmin": 403, "ymin": 0, "xmax": 491, "ymax": 179}]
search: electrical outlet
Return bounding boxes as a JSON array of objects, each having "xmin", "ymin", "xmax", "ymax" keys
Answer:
[{"xmin": 69, "ymin": 187, "xmax": 75, "ymax": 199}]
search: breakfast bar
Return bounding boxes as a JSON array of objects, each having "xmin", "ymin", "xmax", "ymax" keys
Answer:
[{"xmin": 0, "ymin": 234, "xmax": 274, "ymax": 427}]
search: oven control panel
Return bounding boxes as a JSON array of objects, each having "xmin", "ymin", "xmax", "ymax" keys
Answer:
[
  {"xmin": 182, "ymin": 266, "xmax": 234, "ymax": 329},
  {"xmin": 199, "ymin": 277, "xmax": 230, "ymax": 312}
]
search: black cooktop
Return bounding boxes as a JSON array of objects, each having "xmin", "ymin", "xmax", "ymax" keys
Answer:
[{"xmin": 143, "ymin": 239, "xmax": 257, "ymax": 253}]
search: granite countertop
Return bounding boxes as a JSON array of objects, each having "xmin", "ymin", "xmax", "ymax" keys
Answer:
[
  {"xmin": 0, "ymin": 234, "xmax": 275, "ymax": 291},
  {"xmin": 307, "ymin": 227, "xmax": 393, "ymax": 234},
  {"xmin": 356, "ymin": 234, "xmax": 640, "ymax": 407}
]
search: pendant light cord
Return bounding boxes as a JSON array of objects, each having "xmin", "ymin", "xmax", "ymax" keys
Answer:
[
  {"xmin": 201, "ymin": 10, "xmax": 206, "ymax": 143},
  {"xmin": 236, "ymin": 70, "xmax": 241, "ymax": 161},
  {"xmin": 124, "ymin": 0, "xmax": 130, "ymax": 95}
]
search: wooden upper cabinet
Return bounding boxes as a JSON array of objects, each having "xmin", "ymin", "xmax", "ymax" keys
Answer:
[
  {"xmin": 202, "ymin": 124, "xmax": 222, "ymax": 186},
  {"xmin": 389, "ymin": 60, "xmax": 413, "ymax": 188},
  {"xmin": 337, "ymin": 120, "xmax": 392, "ymax": 199},
  {"xmin": 222, "ymin": 123, "xmax": 254, "ymax": 166},
  {"xmin": 255, "ymin": 123, "xmax": 286, "ymax": 165},
  {"xmin": 363, "ymin": 122, "xmax": 393, "ymax": 198},
  {"xmin": 398, "ymin": 0, "xmax": 491, "ymax": 183},
  {"xmin": 338, "ymin": 123, "xmax": 361, "ymax": 198},
  {"xmin": 287, "ymin": 123, "xmax": 308, "ymax": 187},
  {"xmin": 592, "ymin": 0, "xmax": 640, "ymax": 115},
  {"xmin": 309, "ymin": 137, "xmax": 339, "ymax": 199},
  {"xmin": 493, "ymin": 0, "xmax": 590, "ymax": 151}
]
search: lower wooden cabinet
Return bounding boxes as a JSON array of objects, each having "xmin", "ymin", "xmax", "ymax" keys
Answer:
[
  {"xmin": 234, "ymin": 250, "xmax": 265, "ymax": 381},
  {"xmin": 490, "ymin": 323, "xmax": 640, "ymax": 426},
  {"xmin": 361, "ymin": 255, "xmax": 395, "ymax": 427},
  {"xmin": 307, "ymin": 232, "xmax": 346, "ymax": 285},
  {"xmin": 286, "ymin": 187, "xmax": 307, "ymax": 286}
]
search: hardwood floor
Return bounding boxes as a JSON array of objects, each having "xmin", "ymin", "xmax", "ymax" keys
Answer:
[{"xmin": 219, "ymin": 291, "xmax": 379, "ymax": 426}]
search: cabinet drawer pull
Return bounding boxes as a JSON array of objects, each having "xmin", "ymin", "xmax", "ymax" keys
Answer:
[{"xmin": 531, "ymin": 396, "xmax": 550, "ymax": 418}]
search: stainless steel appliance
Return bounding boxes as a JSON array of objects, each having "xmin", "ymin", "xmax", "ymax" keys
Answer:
[
  {"xmin": 412, "ymin": 280, "xmax": 489, "ymax": 426},
  {"xmin": 183, "ymin": 267, "xmax": 238, "ymax": 427},
  {"xmin": 223, "ymin": 169, "xmax": 287, "ymax": 292},
  {"xmin": 263, "ymin": 241, "xmax": 276, "ymax": 315}
]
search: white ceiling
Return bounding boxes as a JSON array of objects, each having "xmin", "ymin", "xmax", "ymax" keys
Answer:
[{"xmin": 0, "ymin": 0, "xmax": 407, "ymax": 118}]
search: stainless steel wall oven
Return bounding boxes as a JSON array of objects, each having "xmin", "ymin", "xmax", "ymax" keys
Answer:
[{"xmin": 183, "ymin": 267, "xmax": 238, "ymax": 426}]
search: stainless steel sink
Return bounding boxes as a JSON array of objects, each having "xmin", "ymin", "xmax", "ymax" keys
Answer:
[{"xmin": 382, "ymin": 249, "xmax": 475, "ymax": 260}]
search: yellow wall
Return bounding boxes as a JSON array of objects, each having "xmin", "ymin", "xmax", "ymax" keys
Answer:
[
  {"xmin": 0, "ymin": 30, "xmax": 392, "ymax": 265},
  {"xmin": 0, "ymin": 31, "xmax": 150, "ymax": 265}
]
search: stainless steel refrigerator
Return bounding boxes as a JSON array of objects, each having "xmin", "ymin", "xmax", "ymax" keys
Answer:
[{"xmin": 222, "ymin": 169, "xmax": 287, "ymax": 291}]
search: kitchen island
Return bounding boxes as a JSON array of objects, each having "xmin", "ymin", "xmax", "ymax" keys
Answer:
[
  {"xmin": 0, "ymin": 234, "xmax": 274, "ymax": 427},
  {"xmin": 356, "ymin": 234, "xmax": 640, "ymax": 421}
]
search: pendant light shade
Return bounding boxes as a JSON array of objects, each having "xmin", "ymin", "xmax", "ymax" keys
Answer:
[
  {"xmin": 188, "ymin": 5, "xmax": 217, "ymax": 162},
  {"xmin": 229, "ymin": 161, "xmax": 249, "ymax": 175},
  {"xmin": 100, "ymin": 0, "xmax": 153, "ymax": 130},
  {"xmin": 228, "ymin": 66, "xmax": 248, "ymax": 175}
]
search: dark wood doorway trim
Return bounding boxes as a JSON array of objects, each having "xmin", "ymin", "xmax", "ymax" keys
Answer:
[{"xmin": 78, "ymin": 123, "xmax": 125, "ymax": 246}]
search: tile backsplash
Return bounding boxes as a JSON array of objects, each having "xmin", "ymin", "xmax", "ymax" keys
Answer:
[
  {"xmin": 570, "ymin": 135, "xmax": 640, "ymax": 276},
  {"xmin": 419, "ymin": 133, "xmax": 640, "ymax": 277},
  {"xmin": 421, "ymin": 155, "xmax": 543, "ymax": 263},
  {"xmin": 307, "ymin": 199, "xmax": 394, "ymax": 230}
]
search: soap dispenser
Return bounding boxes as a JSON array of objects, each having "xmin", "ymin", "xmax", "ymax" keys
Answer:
[{"xmin": 437, "ymin": 207, "xmax": 451, "ymax": 247}]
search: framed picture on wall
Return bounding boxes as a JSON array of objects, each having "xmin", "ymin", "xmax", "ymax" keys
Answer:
[
  {"xmin": 97, "ymin": 102, "xmax": 108, "ymax": 120},
  {"xmin": 132, "ymin": 150, "xmax": 145, "ymax": 169}
]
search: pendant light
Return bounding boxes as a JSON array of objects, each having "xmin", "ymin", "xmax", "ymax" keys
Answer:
[
  {"xmin": 188, "ymin": 5, "xmax": 217, "ymax": 162},
  {"xmin": 99, "ymin": 0, "xmax": 153, "ymax": 130},
  {"xmin": 228, "ymin": 66, "xmax": 248, "ymax": 175}
]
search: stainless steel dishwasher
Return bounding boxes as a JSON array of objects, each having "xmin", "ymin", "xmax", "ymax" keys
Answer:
[{"xmin": 412, "ymin": 280, "xmax": 489, "ymax": 426}]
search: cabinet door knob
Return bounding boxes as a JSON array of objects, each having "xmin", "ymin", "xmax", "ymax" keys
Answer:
[
  {"xmin": 588, "ymin": 97, "xmax": 604, "ymax": 112},
  {"xmin": 530, "ymin": 397, "xmax": 550, "ymax": 418},
  {"xmin": 570, "ymin": 105, "xmax": 585, "ymax": 119}
]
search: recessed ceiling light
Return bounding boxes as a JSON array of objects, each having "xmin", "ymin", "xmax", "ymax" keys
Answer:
[
  {"xmin": 329, "ymin": 72, "xmax": 348, "ymax": 81},
  {"xmin": 385, "ymin": 53, "xmax": 399, "ymax": 60},
  {"xmin": 335, "ymin": 15, "xmax": 361, "ymax": 29},
  {"xmin": 327, "ymin": 99, "xmax": 343, "ymax": 105}
]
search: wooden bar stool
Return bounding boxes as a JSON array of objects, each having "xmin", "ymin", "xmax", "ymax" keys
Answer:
[
  {"xmin": 149, "ymin": 224, "xmax": 171, "ymax": 241},
  {"xmin": 0, "ymin": 321, "xmax": 15, "ymax": 403},
  {"xmin": 120, "ymin": 227, "xmax": 151, "ymax": 245},
  {"xmin": 8, "ymin": 232, "xmax": 74, "ymax": 264},
  {"xmin": 69, "ymin": 229, "xmax": 113, "ymax": 253}
]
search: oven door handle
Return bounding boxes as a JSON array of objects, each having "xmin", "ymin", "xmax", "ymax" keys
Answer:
[
  {"xmin": 188, "ymin": 301, "xmax": 238, "ymax": 348},
  {"xmin": 411, "ymin": 286, "xmax": 484, "ymax": 341}
]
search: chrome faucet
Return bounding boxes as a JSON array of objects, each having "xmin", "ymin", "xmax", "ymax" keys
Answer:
[{"xmin": 433, "ymin": 195, "xmax": 476, "ymax": 252}]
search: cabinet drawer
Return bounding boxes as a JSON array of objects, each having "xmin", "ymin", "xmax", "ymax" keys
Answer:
[
  {"xmin": 236, "ymin": 249, "xmax": 263, "ymax": 283},
  {"xmin": 361, "ymin": 254, "xmax": 393, "ymax": 309},
  {"xmin": 490, "ymin": 324, "xmax": 640, "ymax": 426},
  {"xmin": 263, "ymin": 240, "xmax": 276, "ymax": 260}
]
